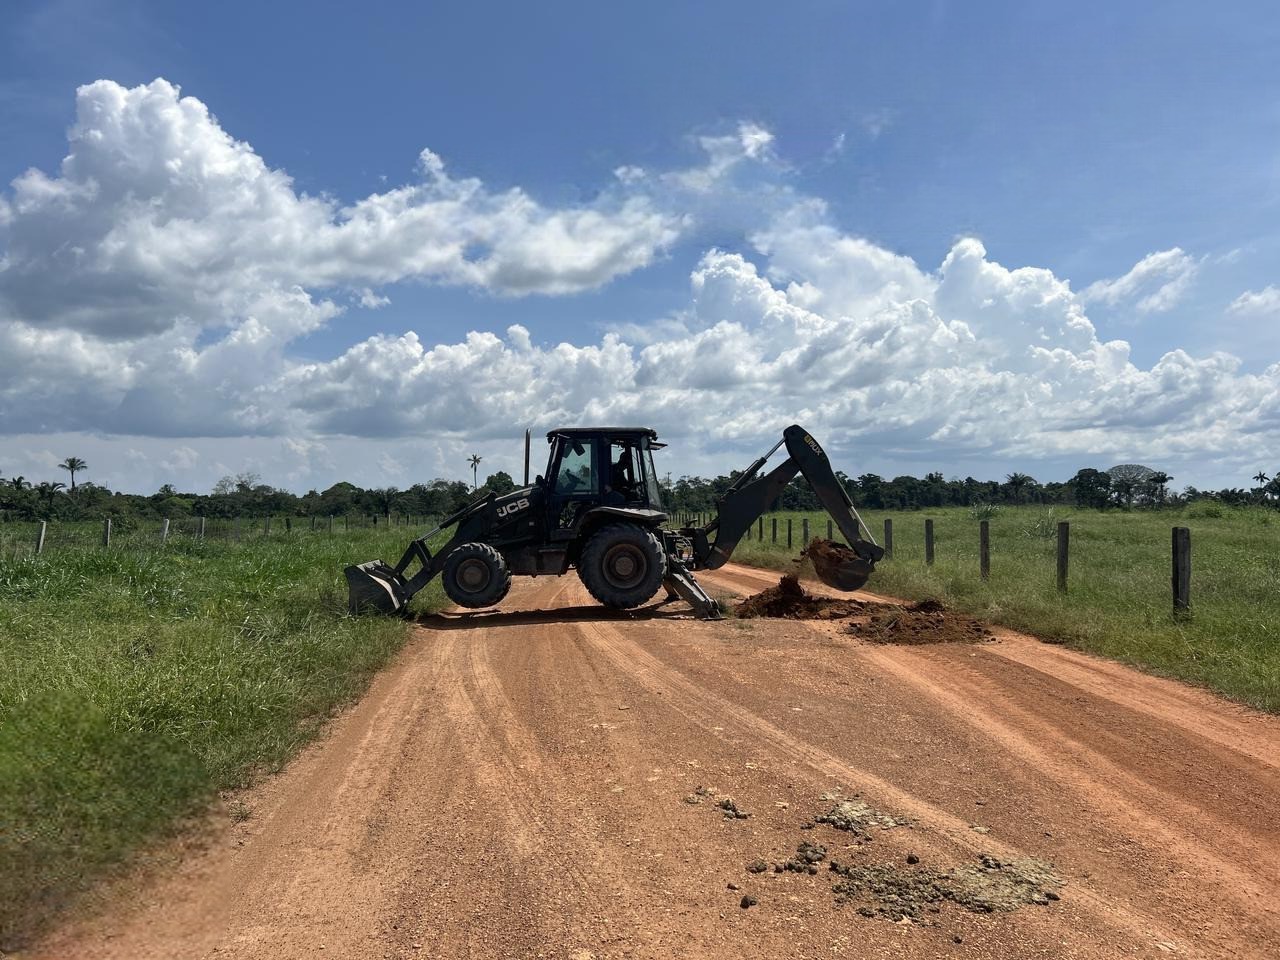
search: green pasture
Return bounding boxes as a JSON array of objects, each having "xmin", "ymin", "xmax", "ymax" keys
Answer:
[{"xmin": 0, "ymin": 526, "xmax": 444, "ymax": 947}]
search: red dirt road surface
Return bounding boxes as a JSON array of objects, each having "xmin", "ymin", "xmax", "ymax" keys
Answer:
[{"xmin": 31, "ymin": 564, "xmax": 1280, "ymax": 960}]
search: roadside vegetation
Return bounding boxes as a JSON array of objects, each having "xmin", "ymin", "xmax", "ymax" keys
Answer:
[
  {"xmin": 732, "ymin": 504, "xmax": 1280, "ymax": 714},
  {"xmin": 0, "ymin": 527, "xmax": 445, "ymax": 948}
]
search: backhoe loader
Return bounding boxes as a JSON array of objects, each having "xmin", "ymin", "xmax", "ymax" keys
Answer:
[{"xmin": 345, "ymin": 424, "xmax": 884, "ymax": 620}]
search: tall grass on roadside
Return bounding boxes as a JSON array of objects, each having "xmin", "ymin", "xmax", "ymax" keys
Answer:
[
  {"xmin": 732, "ymin": 505, "xmax": 1280, "ymax": 713},
  {"xmin": 0, "ymin": 528, "xmax": 445, "ymax": 948}
]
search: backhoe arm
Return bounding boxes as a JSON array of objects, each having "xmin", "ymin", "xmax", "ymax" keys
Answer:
[{"xmin": 688, "ymin": 425, "xmax": 884, "ymax": 591}]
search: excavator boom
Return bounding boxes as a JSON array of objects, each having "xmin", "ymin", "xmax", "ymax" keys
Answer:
[{"xmin": 686, "ymin": 425, "xmax": 884, "ymax": 592}]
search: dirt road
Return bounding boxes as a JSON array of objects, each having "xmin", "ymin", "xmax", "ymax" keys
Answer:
[{"xmin": 32, "ymin": 564, "xmax": 1280, "ymax": 959}]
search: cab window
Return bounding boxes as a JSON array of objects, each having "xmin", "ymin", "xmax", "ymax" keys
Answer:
[
  {"xmin": 608, "ymin": 441, "xmax": 640, "ymax": 502},
  {"xmin": 642, "ymin": 440, "xmax": 663, "ymax": 507},
  {"xmin": 554, "ymin": 439, "xmax": 597, "ymax": 495}
]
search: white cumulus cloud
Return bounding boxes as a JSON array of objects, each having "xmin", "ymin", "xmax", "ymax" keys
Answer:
[
  {"xmin": 1081, "ymin": 247, "xmax": 1199, "ymax": 314},
  {"xmin": 1228, "ymin": 285, "xmax": 1280, "ymax": 317}
]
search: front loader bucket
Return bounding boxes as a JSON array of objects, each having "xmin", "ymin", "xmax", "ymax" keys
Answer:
[
  {"xmin": 345, "ymin": 560, "xmax": 410, "ymax": 615},
  {"xmin": 803, "ymin": 538, "xmax": 882, "ymax": 593}
]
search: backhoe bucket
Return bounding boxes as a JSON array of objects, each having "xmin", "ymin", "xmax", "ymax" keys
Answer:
[
  {"xmin": 803, "ymin": 538, "xmax": 881, "ymax": 593},
  {"xmin": 345, "ymin": 560, "xmax": 410, "ymax": 615}
]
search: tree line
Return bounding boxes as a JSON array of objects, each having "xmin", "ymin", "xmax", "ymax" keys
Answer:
[{"xmin": 2, "ymin": 459, "xmax": 1277, "ymax": 523}]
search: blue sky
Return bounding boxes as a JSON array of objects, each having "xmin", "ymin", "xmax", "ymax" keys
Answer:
[{"xmin": 1, "ymin": 0, "xmax": 1278, "ymax": 492}]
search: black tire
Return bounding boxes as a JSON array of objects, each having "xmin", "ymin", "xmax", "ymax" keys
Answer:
[
  {"xmin": 442, "ymin": 543, "xmax": 512, "ymax": 608},
  {"xmin": 578, "ymin": 523, "xmax": 666, "ymax": 609}
]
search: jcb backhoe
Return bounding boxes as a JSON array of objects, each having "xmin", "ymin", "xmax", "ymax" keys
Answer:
[{"xmin": 345, "ymin": 424, "xmax": 884, "ymax": 620}]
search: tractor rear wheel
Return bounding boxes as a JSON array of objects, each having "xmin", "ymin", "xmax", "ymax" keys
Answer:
[
  {"xmin": 578, "ymin": 523, "xmax": 665, "ymax": 609},
  {"xmin": 442, "ymin": 543, "xmax": 512, "ymax": 608}
]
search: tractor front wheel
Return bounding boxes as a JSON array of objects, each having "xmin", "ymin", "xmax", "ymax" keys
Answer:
[
  {"xmin": 442, "ymin": 543, "xmax": 512, "ymax": 608},
  {"xmin": 578, "ymin": 523, "xmax": 665, "ymax": 609}
]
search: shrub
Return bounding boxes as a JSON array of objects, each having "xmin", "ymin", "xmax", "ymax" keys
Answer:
[
  {"xmin": 1022, "ymin": 508, "xmax": 1061, "ymax": 539},
  {"xmin": 1185, "ymin": 502, "xmax": 1224, "ymax": 519}
]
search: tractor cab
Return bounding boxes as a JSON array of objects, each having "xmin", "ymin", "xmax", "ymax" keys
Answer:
[{"xmin": 543, "ymin": 428, "xmax": 665, "ymax": 537}]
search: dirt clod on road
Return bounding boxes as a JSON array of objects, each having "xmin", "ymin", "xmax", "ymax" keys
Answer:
[
  {"xmin": 816, "ymin": 798, "xmax": 913, "ymax": 835},
  {"xmin": 778, "ymin": 840, "xmax": 827, "ymax": 874},
  {"xmin": 846, "ymin": 600, "xmax": 995, "ymax": 645},
  {"xmin": 734, "ymin": 574, "xmax": 866, "ymax": 619},
  {"xmin": 830, "ymin": 853, "xmax": 1064, "ymax": 921}
]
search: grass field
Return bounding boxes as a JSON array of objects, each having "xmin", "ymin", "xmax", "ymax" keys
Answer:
[
  {"xmin": 731, "ymin": 504, "xmax": 1280, "ymax": 714},
  {"xmin": 0, "ymin": 526, "xmax": 445, "ymax": 948}
]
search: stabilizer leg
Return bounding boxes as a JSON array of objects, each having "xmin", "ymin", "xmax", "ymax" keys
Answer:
[{"xmin": 664, "ymin": 558, "xmax": 724, "ymax": 620}]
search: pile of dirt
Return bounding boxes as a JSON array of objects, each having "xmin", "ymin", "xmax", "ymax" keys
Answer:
[
  {"xmin": 683, "ymin": 785, "xmax": 715, "ymax": 805},
  {"xmin": 775, "ymin": 841, "xmax": 827, "ymax": 875},
  {"xmin": 734, "ymin": 574, "xmax": 867, "ymax": 620},
  {"xmin": 816, "ymin": 799, "xmax": 913, "ymax": 837},
  {"xmin": 683, "ymin": 785, "xmax": 751, "ymax": 819},
  {"xmin": 717, "ymin": 797, "xmax": 751, "ymax": 820},
  {"xmin": 829, "ymin": 853, "xmax": 1063, "ymax": 921},
  {"xmin": 845, "ymin": 600, "xmax": 995, "ymax": 645}
]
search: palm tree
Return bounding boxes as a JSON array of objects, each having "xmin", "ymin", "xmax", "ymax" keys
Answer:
[
  {"xmin": 59, "ymin": 456, "xmax": 88, "ymax": 491},
  {"xmin": 1147, "ymin": 471, "xmax": 1172, "ymax": 505},
  {"xmin": 8, "ymin": 476, "xmax": 29, "ymax": 491},
  {"xmin": 468, "ymin": 454, "xmax": 482, "ymax": 491},
  {"xmin": 1003, "ymin": 472, "xmax": 1034, "ymax": 504},
  {"xmin": 1254, "ymin": 471, "xmax": 1270, "ymax": 486},
  {"xmin": 35, "ymin": 481, "xmax": 65, "ymax": 505}
]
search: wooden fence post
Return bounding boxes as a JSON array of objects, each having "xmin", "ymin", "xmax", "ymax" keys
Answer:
[
  {"xmin": 1057, "ymin": 522, "xmax": 1069, "ymax": 592},
  {"xmin": 827, "ymin": 518, "xmax": 833, "ymax": 541},
  {"xmin": 883, "ymin": 519, "xmax": 893, "ymax": 559},
  {"xmin": 1173, "ymin": 527, "xmax": 1191, "ymax": 613},
  {"xmin": 311, "ymin": 516, "xmax": 317, "ymax": 531},
  {"xmin": 979, "ymin": 520, "xmax": 990, "ymax": 580},
  {"xmin": 102, "ymin": 517, "xmax": 112, "ymax": 548},
  {"xmin": 771, "ymin": 517, "xmax": 777, "ymax": 543},
  {"xmin": 285, "ymin": 517, "xmax": 292, "ymax": 534},
  {"xmin": 161, "ymin": 519, "xmax": 170, "ymax": 544},
  {"xmin": 198, "ymin": 516, "xmax": 206, "ymax": 539},
  {"xmin": 35, "ymin": 520, "xmax": 46, "ymax": 556},
  {"xmin": 802, "ymin": 518, "xmax": 809, "ymax": 545},
  {"xmin": 758, "ymin": 517, "xmax": 764, "ymax": 541},
  {"xmin": 787, "ymin": 518, "xmax": 793, "ymax": 548},
  {"xmin": 924, "ymin": 519, "xmax": 934, "ymax": 565},
  {"xmin": 264, "ymin": 516, "xmax": 272, "ymax": 537},
  {"xmin": 328, "ymin": 515, "xmax": 334, "ymax": 534}
]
